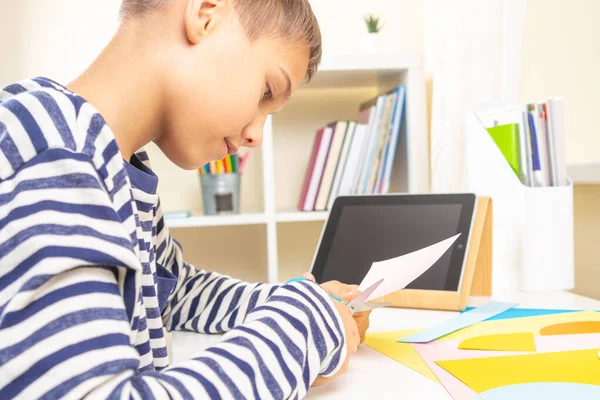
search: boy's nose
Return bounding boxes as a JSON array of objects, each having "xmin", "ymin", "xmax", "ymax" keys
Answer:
[{"xmin": 241, "ymin": 116, "xmax": 266, "ymax": 148}]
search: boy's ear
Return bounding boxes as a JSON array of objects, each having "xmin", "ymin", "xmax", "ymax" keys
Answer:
[{"xmin": 184, "ymin": 0, "xmax": 227, "ymax": 44}]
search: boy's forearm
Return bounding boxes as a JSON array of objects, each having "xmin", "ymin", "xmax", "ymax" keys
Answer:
[
  {"xmin": 161, "ymin": 264, "xmax": 281, "ymax": 333},
  {"xmin": 157, "ymin": 221, "xmax": 282, "ymax": 333},
  {"xmin": 155, "ymin": 280, "xmax": 347, "ymax": 399}
]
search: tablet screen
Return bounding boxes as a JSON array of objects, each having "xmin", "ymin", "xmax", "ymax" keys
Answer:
[{"xmin": 311, "ymin": 195, "xmax": 476, "ymax": 292}]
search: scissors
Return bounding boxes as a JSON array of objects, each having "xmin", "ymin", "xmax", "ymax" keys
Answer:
[{"xmin": 343, "ymin": 278, "xmax": 391, "ymax": 315}]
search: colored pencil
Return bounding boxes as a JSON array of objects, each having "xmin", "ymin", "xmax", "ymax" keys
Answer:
[
  {"xmin": 239, "ymin": 152, "xmax": 251, "ymax": 174},
  {"xmin": 224, "ymin": 155, "xmax": 232, "ymax": 173},
  {"xmin": 231, "ymin": 154, "xmax": 238, "ymax": 173}
]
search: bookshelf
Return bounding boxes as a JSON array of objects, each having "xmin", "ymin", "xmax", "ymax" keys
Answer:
[{"xmin": 149, "ymin": 52, "xmax": 428, "ymax": 284}]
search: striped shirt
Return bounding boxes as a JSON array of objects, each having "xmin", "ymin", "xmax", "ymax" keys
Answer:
[{"xmin": 0, "ymin": 77, "xmax": 346, "ymax": 399}]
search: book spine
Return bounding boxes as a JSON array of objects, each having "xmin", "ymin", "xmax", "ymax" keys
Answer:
[
  {"xmin": 381, "ymin": 86, "xmax": 406, "ymax": 194},
  {"xmin": 304, "ymin": 127, "xmax": 334, "ymax": 211},
  {"xmin": 327, "ymin": 121, "xmax": 356, "ymax": 210},
  {"xmin": 298, "ymin": 128, "xmax": 325, "ymax": 211}
]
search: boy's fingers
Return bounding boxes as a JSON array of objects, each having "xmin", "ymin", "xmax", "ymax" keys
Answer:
[
  {"xmin": 302, "ymin": 272, "xmax": 315, "ymax": 281},
  {"xmin": 321, "ymin": 280, "xmax": 361, "ymax": 300}
]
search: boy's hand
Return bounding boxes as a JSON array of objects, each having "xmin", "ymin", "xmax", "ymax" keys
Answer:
[
  {"xmin": 301, "ymin": 272, "xmax": 372, "ymax": 343},
  {"xmin": 311, "ymin": 298, "xmax": 359, "ymax": 387}
]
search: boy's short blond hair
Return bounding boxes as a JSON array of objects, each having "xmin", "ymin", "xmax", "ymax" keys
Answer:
[{"xmin": 120, "ymin": 0, "xmax": 322, "ymax": 81}]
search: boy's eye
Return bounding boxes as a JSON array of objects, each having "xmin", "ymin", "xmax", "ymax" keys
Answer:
[{"xmin": 261, "ymin": 84, "xmax": 274, "ymax": 103}]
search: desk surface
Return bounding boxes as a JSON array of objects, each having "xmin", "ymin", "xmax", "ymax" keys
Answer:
[{"xmin": 171, "ymin": 290, "xmax": 600, "ymax": 399}]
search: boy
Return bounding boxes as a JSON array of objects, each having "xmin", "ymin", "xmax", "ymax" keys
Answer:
[{"xmin": 0, "ymin": 0, "xmax": 370, "ymax": 398}]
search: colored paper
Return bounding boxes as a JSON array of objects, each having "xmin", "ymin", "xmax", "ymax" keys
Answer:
[
  {"xmin": 536, "ymin": 333, "xmax": 600, "ymax": 352},
  {"xmin": 459, "ymin": 333, "xmax": 536, "ymax": 352},
  {"xmin": 358, "ymin": 234, "xmax": 461, "ymax": 301},
  {"xmin": 442, "ymin": 311, "xmax": 600, "ymax": 342},
  {"xmin": 462, "ymin": 307, "xmax": 582, "ymax": 321},
  {"xmin": 475, "ymin": 382, "xmax": 600, "ymax": 400},
  {"xmin": 436, "ymin": 348, "xmax": 600, "ymax": 393},
  {"xmin": 412, "ymin": 340, "xmax": 525, "ymax": 400},
  {"xmin": 486, "ymin": 124, "xmax": 520, "ymax": 177},
  {"xmin": 398, "ymin": 302, "xmax": 517, "ymax": 343},
  {"xmin": 540, "ymin": 321, "xmax": 600, "ymax": 336},
  {"xmin": 367, "ymin": 312, "xmax": 600, "ymax": 397},
  {"xmin": 363, "ymin": 329, "xmax": 439, "ymax": 383}
]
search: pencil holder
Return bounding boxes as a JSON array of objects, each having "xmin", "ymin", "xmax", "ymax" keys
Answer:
[
  {"xmin": 466, "ymin": 108, "xmax": 574, "ymax": 292},
  {"xmin": 199, "ymin": 173, "xmax": 241, "ymax": 215}
]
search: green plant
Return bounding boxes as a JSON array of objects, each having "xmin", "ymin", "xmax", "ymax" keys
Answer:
[{"xmin": 364, "ymin": 14, "xmax": 383, "ymax": 33}]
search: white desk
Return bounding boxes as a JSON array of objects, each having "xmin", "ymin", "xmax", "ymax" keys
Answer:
[{"xmin": 171, "ymin": 290, "xmax": 600, "ymax": 399}]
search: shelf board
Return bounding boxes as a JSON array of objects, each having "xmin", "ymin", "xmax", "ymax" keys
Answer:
[
  {"xmin": 276, "ymin": 211, "xmax": 329, "ymax": 223},
  {"xmin": 165, "ymin": 213, "xmax": 268, "ymax": 228},
  {"xmin": 305, "ymin": 52, "xmax": 422, "ymax": 89},
  {"xmin": 568, "ymin": 162, "xmax": 600, "ymax": 184}
]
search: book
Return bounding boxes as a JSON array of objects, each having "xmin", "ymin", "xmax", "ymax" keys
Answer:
[
  {"xmin": 327, "ymin": 121, "xmax": 356, "ymax": 210},
  {"xmin": 366, "ymin": 92, "xmax": 396, "ymax": 194},
  {"xmin": 314, "ymin": 121, "xmax": 348, "ymax": 211},
  {"xmin": 378, "ymin": 85, "xmax": 406, "ymax": 194},
  {"xmin": 548, "ymin": 98, "xmax": 567, "ymax": 186},
  {"xmin": 299, "ymin": 126, "xmax": 334, "ymax": 211},
  {"xmin": 338, "ymin": 124, "xmax": 368, "ymax": 197},
  {"xmin": 298, "ymin": 127, "xmax": 325, "ymax": 211},
  {"xmin": 541, "ymin": 103, "xmax": 556, "ymax": 186},
  {"xmin": 355, "ymin": 95, "xmax": 386, "ymax": 194}
]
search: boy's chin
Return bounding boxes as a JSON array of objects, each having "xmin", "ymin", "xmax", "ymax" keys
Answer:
[{"xmin": 155, "ymin": 141, "xmax": 208, "ymax": 171}]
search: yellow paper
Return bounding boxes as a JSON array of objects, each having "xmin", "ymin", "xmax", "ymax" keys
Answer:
[
  {"xmin": 441, "ymin": 311, "xmax": 600, "ymax": 341},
  {"xmin": 540, "ymin": 321, "xmax": 600, "ymax": 336},
  {"xmin": 458, "ymin": 332, "xmax": 536, "ymax": 352},
  {"xmin": 364, "ymin": 329, "xmax": 440, "ymax": 383},
  {"xmin": 437, "ymin": 348, "xmax": 600, "ymax": 393}
]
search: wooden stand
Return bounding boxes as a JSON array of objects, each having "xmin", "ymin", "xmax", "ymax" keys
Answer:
[{"xmin": 378, "ymin": 196, "xmax": 493, "ymax": 311}]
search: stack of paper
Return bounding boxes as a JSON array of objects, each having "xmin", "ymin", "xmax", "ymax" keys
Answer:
[{"xmin": 476, "ymin": 99, "xmax": 567, "ymax": 188}]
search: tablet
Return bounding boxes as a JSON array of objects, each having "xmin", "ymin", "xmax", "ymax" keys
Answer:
[{"xmin": 310, "ymin": 194, "xmax": 477, "ymax": 292}]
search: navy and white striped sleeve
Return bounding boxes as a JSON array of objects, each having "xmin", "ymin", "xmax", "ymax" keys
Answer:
[
  {"xmin": 156, "ymin": 214, "xmax": 283, "ymax": 334},
  {"xmin": 0, "ymin": 148, "xmax": 346, "ymax": 398}
]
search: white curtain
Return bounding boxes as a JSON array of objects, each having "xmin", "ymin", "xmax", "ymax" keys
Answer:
[{"xmin": 426, "ymin": 0, "xmax": 527, "ymax": 192}]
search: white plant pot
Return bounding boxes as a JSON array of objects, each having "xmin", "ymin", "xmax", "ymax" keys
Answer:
[{"xmin": 359, "ymin": 33, "xmax": 379, "ymax": 53}]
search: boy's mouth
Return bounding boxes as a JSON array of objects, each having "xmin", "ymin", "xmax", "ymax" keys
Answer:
[{"xmin": 224, "ymin": 138, "xmax": 238, "ymax": 155}]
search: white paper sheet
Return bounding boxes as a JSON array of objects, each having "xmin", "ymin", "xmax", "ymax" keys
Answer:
[{"xmin": 358, "ymin": 234, "xmax": 461, "ymax": 301}]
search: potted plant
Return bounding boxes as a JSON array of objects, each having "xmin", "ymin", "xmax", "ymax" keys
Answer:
[{"xmin": 360, "ymin": 14, "xmax": 384, "ymax": 53}]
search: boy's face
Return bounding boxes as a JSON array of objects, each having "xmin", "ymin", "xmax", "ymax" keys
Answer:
[{"xmin": 155, "ymin": 0, "xmax": 310, "ymax": 170}]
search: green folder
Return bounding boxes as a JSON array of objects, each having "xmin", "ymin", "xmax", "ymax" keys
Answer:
[{"xmin": 486, "ymin": 124, "xmax": 520, "ymax": 177}]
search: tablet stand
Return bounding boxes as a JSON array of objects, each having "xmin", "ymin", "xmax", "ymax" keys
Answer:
[{"xmin": 378, "ymin": 196, "xmax": 493, "ymax": 311}]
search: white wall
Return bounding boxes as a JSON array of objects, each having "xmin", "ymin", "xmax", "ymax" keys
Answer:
[
  {"xmin": 0, "ymin": 0, "xmax": 120, "ymax": 85},
  {"xmin": 309, "ymin": 0, "xmax": 424, "ymax": 54},
  {"xmin": 520, "ymin": 0, "xmax": 600, "ymax": 164}
]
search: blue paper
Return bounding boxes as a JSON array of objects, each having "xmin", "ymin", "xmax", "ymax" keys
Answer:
[
  {"xmin": 476, "ymin": 382, "xmax": 600, "ymax": 400},
  {"xmin": 462, "ymin": 307, "xmax": 581, "ymax": 321},
  {"xmin": 397, "ymin": 301, "xmax": 517, "ymax": 343}
]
